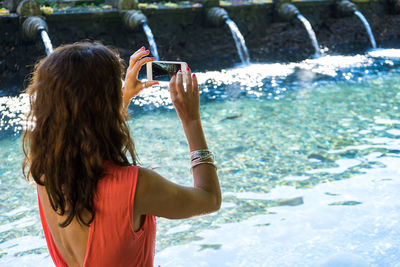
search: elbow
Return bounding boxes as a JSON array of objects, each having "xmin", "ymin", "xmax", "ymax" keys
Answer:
[
  {"xmin": 215, "ymin": 194, "xmax": 222, "ymax": 212},
  {"xmin": 211, "ymin": 178, "xmax": 222, "ymax": 212},
  {"xmin": 209, "ymin": 192, "xmax": 222, "ymax": 213},
  {"xmin": 201, "ymin": 191, "xmax": 222, "ymax": 214}
]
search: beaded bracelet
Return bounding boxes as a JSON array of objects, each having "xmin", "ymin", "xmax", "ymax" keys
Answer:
[
  {"xmin": 191, "ymin": 155, "xmax": 213, "ymax": 164},
  {"xmin": 190, "ymin": 149, "xmax": 217, "ymax": 172}
]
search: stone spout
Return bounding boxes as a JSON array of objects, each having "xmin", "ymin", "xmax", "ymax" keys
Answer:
[
  {"xmin": 278, "ymin": 3, "xmax": 300, "ymax": 21},
  {"xmin": 336, "ymin": 0, "xmax": 358, "ymax": 16},
  {"xmin": 17, "ymin": 0, "xmax": 41, "ymax": 16},
  {"xmin": 22, "ymin": 16, "xmax": 48, "ymax": 39},
  {"xmin": 206, "ymin": 7, "xmax": 229, "ymax": 27},
  {"xmin": 123, "ymin": 10, "xmax": 147, "ymax": 31}
]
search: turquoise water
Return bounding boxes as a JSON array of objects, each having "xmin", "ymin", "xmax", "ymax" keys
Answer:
[{"xmin": 1, "ymin": 50, "xmax": 400, "ymax": 266}]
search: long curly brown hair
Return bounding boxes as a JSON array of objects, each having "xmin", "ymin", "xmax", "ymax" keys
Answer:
[{"xmin": 23, "ymin": 42, "xmax": 137, "ymax": 227}]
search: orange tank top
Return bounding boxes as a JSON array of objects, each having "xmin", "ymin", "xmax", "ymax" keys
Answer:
[{"xmin": 38, "ymin": 162, "xmax": 157, "ymax": 267}]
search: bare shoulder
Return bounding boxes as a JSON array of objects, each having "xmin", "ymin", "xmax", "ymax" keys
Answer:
[
  {"xmin": 137, "ymin": 167, "xmax": 159, "ymax": 182},
  {"xmin": 134, "ymin": 166, "xmax": 220, "ymax": 219},
  {"xmin": 136, "ymin": 167, "xmax": 165, "ymax": 194},
  {"xmin": 136, "ymin": 167, "xmax": 179, "ymax": 200},
  {"xmin": 134, "ymin": 166, "xmax": 185, "ymax": 218}
]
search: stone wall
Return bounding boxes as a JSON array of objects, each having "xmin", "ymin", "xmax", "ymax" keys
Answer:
[{"xmin": 1, "ymin": 1, "xmax": 400, "ymax": 91}]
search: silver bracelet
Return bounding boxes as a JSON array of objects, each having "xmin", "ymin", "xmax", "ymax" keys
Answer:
[
  {"xmin": 190, "ymin": 149, "xmax": 217, "ymax": 172},
  {"xmin": 191, "ymin": 155, "xmax": 213, "ymax": 164},
  {"xmin": 190, "ymin": 149, "xmax": 214, "ymax": 162}
]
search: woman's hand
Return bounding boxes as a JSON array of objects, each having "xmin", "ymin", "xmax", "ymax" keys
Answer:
[
  {"xmin": 123, "ymin": 47, "xmax": 159, "ymax": 108},
  {"xmin": 169, "ymin": 67, "xmax": 200, "ymax": 125}
]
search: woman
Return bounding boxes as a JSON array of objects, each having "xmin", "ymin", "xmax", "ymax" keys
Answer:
[{"xmin": 23, "ymin": 42, "xmax": 221, "ymax": 266}]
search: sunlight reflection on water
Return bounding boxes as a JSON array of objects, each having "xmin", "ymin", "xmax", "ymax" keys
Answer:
[{"xmin": 1, "ymin": 50, "xmax": 400, "ymax": 266}]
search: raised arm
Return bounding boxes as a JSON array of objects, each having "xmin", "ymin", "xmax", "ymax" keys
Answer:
[
  {"xmin": 134, "ymin": 68, "xmax": 221, "ymax": 219},
  {"xmin": 122, "ymin": 47, "xmax": 158, "ymax": 117}
]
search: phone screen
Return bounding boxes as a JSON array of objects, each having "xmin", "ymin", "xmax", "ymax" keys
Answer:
[{"xmin": 152, "ymin": 62, "xmax": 181, "ymax": 81}]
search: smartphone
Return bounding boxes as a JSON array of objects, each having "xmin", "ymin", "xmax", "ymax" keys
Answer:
[{"xmin": 146, "ymin": 61, "xmax": 188, "ymax": 82}]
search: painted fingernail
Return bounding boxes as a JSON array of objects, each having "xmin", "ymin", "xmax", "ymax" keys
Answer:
[
  {"xmin": 154, "ymin": 82, "xmax": 159, "ymax": 85},
  {"xmin": 186, "ymin": 67, "xmax": 190, "ymax": 71},
  {"xmin": 178, "ymin": 70, "xmax": 182, "ymax": 73},
  {"xmin": 140, "ymin": 46, "xmax": 145, "ymax": 50},
  {"xmin": 145, "ymin": 50, "xmax": 149, "ymax": 53},
  {"xmin": 193, "ymin": 73, "xmax": 196, "ymax": 77}
]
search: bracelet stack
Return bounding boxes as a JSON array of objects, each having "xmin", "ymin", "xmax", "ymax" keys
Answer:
[{"xmin": 190, "ymin": 149, "xmax": 217, "ymax": 171}]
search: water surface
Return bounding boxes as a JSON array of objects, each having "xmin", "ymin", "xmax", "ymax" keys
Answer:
[{"xmin": 0, "ymin": 50, "xmax": 399, "ymax": 266}]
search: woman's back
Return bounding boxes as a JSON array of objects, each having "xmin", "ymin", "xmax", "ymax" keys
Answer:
[
  {"xmin": 38, "ymin": 162, "xmax": 156, "ymax": 267},
  {"xmin": 38, "ymin": 185, "xmax": 89, "ymax": 267}
]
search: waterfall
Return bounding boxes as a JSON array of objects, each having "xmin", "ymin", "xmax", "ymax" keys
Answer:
[
  {"xmin": 40, "ymin": 30, "xmax": 53, "ymax": 55},
  {"xmin": 225, "ymin": 18, "xmax": 250, "ymax": 65},
  {"xmin": 354, "ymin": 10, "xmax": 377, "ymax": 49},
  {"xmin": 296, "ymin": 14, "xmax": 321, "ymax": 57},
  {"xmin": 142, "ymin": 23, "xmax": 160, "ymax": 61}
]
